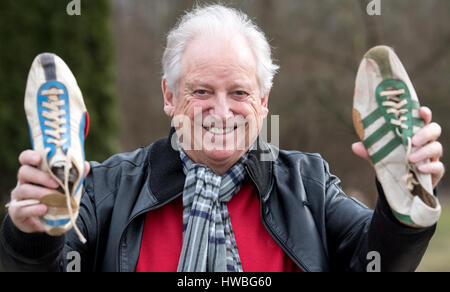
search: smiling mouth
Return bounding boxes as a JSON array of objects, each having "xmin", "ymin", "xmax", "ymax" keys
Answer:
[{"xmin": 202, "ymin": 125, "xmax": 238, "ymax": 135}]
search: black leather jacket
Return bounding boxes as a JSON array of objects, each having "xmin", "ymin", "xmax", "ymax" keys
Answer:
[{"xmin": 0, "ymin": 129, "xmax": 436, "ymax": 272}]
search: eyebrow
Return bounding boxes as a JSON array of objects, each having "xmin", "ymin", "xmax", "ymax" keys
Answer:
[
  {"xmin": 185, "ymin": 81, "xmax": 253, "ymax": 90},
  {"xmin": 185, "ymin": 82, "xmax": 212, "ymax": 89},
  {"xmin": 229, "ymin": 82, "xmax": 252, "ymax": 90}
]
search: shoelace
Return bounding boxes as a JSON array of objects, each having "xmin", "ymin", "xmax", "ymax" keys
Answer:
[
  {"xmin": 6, "ymin": 89, "xmax": 86, "ymax": 243},
  {"xmin": 381, "ymin": 89, "xmax": 419, "ymax": 192},
  {"xmin": 41, "ymin": 88, "xmax": 68, "ymax": 147},
  {"xmin": 41, "ymin": 148, "xmax": 86, "ymax": 243},
  {"xmin": 42, "ymin": 88, "xmax": 86, "ymax": 243}
]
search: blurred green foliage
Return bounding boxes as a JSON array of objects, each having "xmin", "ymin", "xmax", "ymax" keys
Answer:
[{"xmin": 0, "ymin": 0, "xmax": 118, "ymax": 206}]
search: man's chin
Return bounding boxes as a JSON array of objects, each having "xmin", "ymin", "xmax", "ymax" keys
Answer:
[{"xmin": 201, "ymin": 148, "xmax": 241, "ymax": 163}]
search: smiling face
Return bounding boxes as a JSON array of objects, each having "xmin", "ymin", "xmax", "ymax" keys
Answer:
[{"xmin": 162, "ymin": 32, "xmax": 269, "ymax": 175}]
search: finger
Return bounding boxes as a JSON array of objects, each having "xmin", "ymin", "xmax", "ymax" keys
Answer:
[
  {"xmin": 17, "ymin": 165, "xmax": 59, "ymax": 188},
  {"xmin": 18, "ymin": 150, "xmax": 42, "ymax": 167},
  {"xmin": 418, "ymin": 161, "xmax": 445, "ymax": 175},
  {"xmin": 13, "ymin": 204, "xmax": 48, "ymax": 222},
  {"xmin": 412, "ymin": 122, "xmax": 442, "ymax": 147},
  {"xmin": 84, "ymin": 161, "xmax": 90, "ymax": 178},
  {"xmin": 419, "ymin": 106, "xmax": 432, "ymax": 125},
  {"xmin": 27, "ymin": 218, "xmax": 45, "ymax": 233},
  {"xmin": 352, "ymin": 142, "xmax": 370, "ymax": 160},
  {"xmin": 418, "ymin": 161, "xmax": 445, "ymax": 188},
  {"xmin": 11, "ymin": 183, "xmax": 61, "ymax": 202},
  {"xmin": 409, "ymin": 141, "xmax": 443, "ymax": 163}
]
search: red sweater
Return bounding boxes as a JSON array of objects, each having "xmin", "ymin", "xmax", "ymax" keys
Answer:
[{"xmin": 136, "ymin": 181, "xmax": 301, "ymax": 272}]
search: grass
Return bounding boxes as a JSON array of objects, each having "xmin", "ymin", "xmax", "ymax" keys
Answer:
[{"xmin": 417, "ymin": 196, "xmax": 450, "ymax": 272}]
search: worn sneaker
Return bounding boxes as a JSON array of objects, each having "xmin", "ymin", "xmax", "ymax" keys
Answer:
[
  {"xmin": 24, "ymin": 53, "xmax": 89, "ymax": 242},
  {"xmin": 352, "ymin": 45, "xmax": 441, "ymax": 228}
]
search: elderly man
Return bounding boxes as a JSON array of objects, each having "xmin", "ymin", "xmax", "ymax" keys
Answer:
[{"xmin": 0, "ymin": 5, "xmax": 444, "ymax": 272}]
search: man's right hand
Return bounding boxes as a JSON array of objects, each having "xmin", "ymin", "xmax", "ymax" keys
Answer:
[{"xmin": 8, "ymin": 150, "xmax": 90, "ymax": 234}]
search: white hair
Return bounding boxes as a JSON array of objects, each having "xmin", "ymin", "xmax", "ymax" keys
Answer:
[{"xmin": 162, "ymin": 4, "xmax": 279, "ymax": 97}]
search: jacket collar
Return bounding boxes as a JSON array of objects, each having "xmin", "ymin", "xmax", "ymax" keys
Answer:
[{"xmin": 147, "ymin": 128, "xmax": 274, "ymax": 204}]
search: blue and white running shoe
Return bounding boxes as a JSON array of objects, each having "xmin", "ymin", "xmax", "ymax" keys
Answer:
[{"xmin": 24, "ymin": 53, "xmax": 89, "ymax": 242}]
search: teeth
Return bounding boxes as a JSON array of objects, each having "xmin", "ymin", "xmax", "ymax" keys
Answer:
[{"xmin": 204, "ymin": 126, "xmax": 235, "ymax": 135}]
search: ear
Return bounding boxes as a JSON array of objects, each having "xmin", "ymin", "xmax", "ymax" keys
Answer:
[
  {"xmin": 162, "ymin": 79, "xmax": 175, "ymax": 117},
  {"xmin": 260, "ymin": 89, "xmax": 270, "ymax": 118}
]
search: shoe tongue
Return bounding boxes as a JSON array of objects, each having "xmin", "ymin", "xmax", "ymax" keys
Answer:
[
  {"xmin": 49, "ymin": 148, "xmax": 70, "ymax": 168},
  {"xmin": 49, "ymin": 148, "xmax": 75, "ymax": 183}
]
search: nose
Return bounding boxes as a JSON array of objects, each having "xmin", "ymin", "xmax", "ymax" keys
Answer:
[{"xmin": 209, "ymin": 92, "xmax": 233, "ymax": 121}]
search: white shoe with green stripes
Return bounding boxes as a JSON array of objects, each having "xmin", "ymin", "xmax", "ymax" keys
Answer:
[{"xmin": 353, "ymin": 45, "xmax": 441, "ymax": 228}]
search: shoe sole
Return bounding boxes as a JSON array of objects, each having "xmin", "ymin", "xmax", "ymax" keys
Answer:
[{"xmin": 353, "ymin": 46, "xmax": 441, "ymax": 228}]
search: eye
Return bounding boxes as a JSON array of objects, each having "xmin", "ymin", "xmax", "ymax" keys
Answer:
[
  {"xmin": 193, "ymin": 90, "xmax": 210, "ymax": 98},
  {"xmin": 195, "ymin": 90, "xmax": 207, "ymax": 95},
  {"xmin": 233, "ymin": 91, "xmax": 249, "ymax": 99}
]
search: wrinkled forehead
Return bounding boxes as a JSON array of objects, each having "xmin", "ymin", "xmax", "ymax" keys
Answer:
[{"xmin": 181, "ymin": 32, "xmax": 258, "ymax": 77}]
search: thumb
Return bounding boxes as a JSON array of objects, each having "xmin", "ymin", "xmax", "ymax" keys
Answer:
[
  {"xmin": 352, "ymin": 142, "xmax": 370, "ymax": 161},
  {"xmin": 84, "ymin": 161, "xmax": 91, "ymax": 178}
]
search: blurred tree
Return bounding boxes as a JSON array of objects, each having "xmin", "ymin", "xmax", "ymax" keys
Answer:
[{"xmin": 0, "ymin": 0, "xmax": 118, "ymax": 208}]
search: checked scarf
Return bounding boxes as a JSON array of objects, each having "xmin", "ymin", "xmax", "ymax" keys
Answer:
[{"xmin": 177, "ymin": 147, "xmax": 248, "ymax": 272}]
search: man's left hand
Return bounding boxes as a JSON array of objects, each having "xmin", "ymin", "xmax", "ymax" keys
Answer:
[{"xmin": 352, "ymin": 106, "xmax": 444, "ymax": 188}]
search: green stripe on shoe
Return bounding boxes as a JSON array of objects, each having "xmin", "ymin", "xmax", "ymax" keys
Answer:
[
  {"xmin": 413, "ymin": 117, "xmax": 425, "ymax": 128},
  {"xmin": 370, "ymin": 137, "xmax": 402, "ymax": 164},
  {"xmin": 412, "ymin": 101, "xmax": 420, "ymax": 110},
  {"xmin": 391, "ymin": 209, "xmax": 414, "ymax": 224},
  {"xmin": 363, "ymin": 123, "xmax": 391, "ymax": 149},
  {"xmin": 362, "ymin": 108, "xmax": 382, "ymax": 128}
]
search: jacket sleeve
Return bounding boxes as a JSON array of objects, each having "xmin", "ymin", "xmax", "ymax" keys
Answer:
[
  {"xmin": 323, "ymin": 160, "xmax": 436, "ymax": 272},
  {"xmin": 0, "ymin": 171, "xmax": 98, "ymax": 272},
  {"xmin": 0, "ymin": 215, "xmax": 64, "ymax": 272}
]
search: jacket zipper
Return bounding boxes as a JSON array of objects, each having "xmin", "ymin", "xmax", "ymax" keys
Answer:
[
  {"xmin": 245, "ymin": 165, "xmax": 311, "ymax": 272},
  {"xmin": 116, "ymin": 192, "xmax": 183, "ymax": 271}
]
